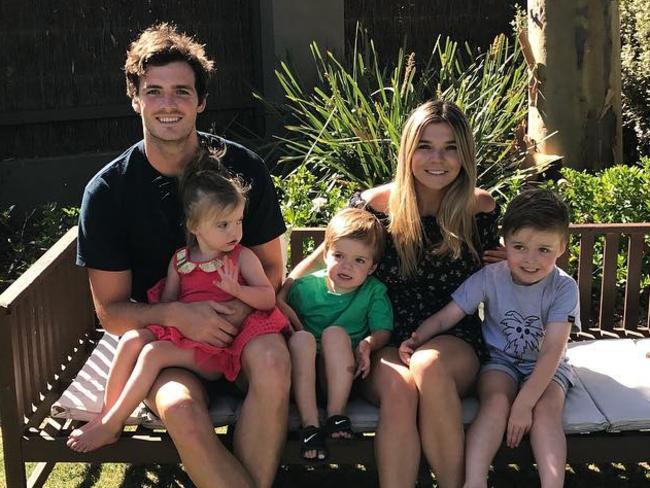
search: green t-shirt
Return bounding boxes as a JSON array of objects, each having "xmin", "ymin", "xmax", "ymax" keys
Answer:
[{"xmin": 286, "ymin": 269, "xmax": 393, "ymax": 346}]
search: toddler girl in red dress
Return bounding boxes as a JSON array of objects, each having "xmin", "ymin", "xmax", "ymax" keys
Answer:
[{"xmin": 68, "ymin": 148, "xmax": 287, "ymax": 452}]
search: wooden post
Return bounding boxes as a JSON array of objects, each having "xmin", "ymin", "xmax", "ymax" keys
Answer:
[
  {"xmin": 258, "ymin": 0, "xmax": 344, "ymax": 137},
  {"xmin": 526, "ymin": 0, "xmax": 622, "ymax": 170}
]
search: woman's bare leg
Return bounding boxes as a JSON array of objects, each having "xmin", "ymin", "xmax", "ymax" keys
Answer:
[
  {"xmin": 409, "ymin": 335, "xmax": 480, "ymax": 488},
  {"xmin": 361, "ymin": 347, "xmax": 420, "ymax": 488}
]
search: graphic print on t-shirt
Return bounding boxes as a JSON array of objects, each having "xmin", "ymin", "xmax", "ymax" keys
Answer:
[{"xmin": 501, "ymin": 310, "xmax": 543, "ymax": 358}]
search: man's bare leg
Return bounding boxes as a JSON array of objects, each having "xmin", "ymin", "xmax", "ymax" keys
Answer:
[
  {"xmin": 148, "ymin": 368, "xmax": 254, "ymax": 488},
  {"xmin": 236, "ymin": 333, "xmax": 291, "ymax": 488}
]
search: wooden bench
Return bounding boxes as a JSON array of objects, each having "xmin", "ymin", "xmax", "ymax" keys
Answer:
[{"xmin": 2, "ymin": 224, "xmax": 650, "ymax": 488}]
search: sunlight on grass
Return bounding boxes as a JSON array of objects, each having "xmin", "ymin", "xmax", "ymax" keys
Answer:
[{"xmin": 2, "ymin": 429, "xmax": 650, "ymax": 487}]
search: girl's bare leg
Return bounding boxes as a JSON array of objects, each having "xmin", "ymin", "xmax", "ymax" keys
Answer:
[
  {"xmin": 361, "ymin": 347, "xmax": 420, "ymax": 488},
  {"xmin": 464, "ymin": 371, "xmax": 517, "ymax": 488},
  {"xmin": 68, "ymin": 341, "xmax": 217, "ymax": 452},
  {"xmin": 530, "ymin": 381, "xmax": 567, "ymax": 488},
  {"xmin": 66, "ymin": 329, "xmax": 155, "ymax": 441},
  {"xmin": 103, "ymin": 329, "xmax": 156, "ymax": 411},
  {"xmin": 409, "ymin": 335, "xmax": 480, "ymax": 488}
]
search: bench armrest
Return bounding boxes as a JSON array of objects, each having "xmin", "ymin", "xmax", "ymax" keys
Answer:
[{"xmin": 0, "ymin": 227, "xmax": 96, "ymax": 429}]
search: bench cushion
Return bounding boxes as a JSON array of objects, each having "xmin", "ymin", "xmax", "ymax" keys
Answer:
[
  {"xmin": 566, "ymin": 338, "xmax": 650, "ymax": 432},
  {"xmin": 53, "ymin": 334, "xmax": 646, "ymax": 435},
  {"xmin": 285, "ymin": 360, "xmax": 607, "ymax": 435}
]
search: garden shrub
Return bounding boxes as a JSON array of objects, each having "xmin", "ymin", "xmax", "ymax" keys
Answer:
[
  {"xmin": 268, "ymin": 25, "xmax": 535, "ymax": 228},
  {"xmin": 0, "ymin": 204, "xmax": 79, "ymax": 292},
  {"xmin": 546, "ymin": 159, "xmax": 650, "ymax": 315}
]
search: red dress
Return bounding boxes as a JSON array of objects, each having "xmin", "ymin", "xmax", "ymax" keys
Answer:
[{"xmin": 147, "ymin": 245, "xmax": 288, "ymax": 381}]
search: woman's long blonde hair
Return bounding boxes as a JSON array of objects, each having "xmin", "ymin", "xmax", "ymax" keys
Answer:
[{"xmin": 388, "ymin": 100, "xmax": 478, "ymax": 278}]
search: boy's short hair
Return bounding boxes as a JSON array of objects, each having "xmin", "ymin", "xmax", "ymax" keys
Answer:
[
  {"xmin": 324, "ymin": 208, "xmax": 386, "ymax": 263},
  {"xmin": 502, "ymin": 188, "xmax": 570, "ymax": 241},
  {"xmin": 124, "ymin": 23, "xmax": 215, "ymax": 102}
]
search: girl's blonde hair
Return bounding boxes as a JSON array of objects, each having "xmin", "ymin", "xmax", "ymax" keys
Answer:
[
  {"xmin": 180, "ymin": 147, "xmax": 249, "ymax": 248},
  {"xmin": 388, "ymin": 100, "xmax": 478, "ymax": 278}
]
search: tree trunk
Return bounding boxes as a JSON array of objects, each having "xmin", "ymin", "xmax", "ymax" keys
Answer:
[{"xmin": 526, "ymin": 0, "xmax": 622, "ymax": 170}]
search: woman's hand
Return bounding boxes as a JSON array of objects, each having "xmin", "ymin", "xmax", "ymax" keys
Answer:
[{"xmin": 483, "ymin": 245, "xmax": 507, "ymax": 264}]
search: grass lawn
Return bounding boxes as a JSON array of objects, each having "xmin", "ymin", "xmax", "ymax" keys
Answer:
[{"xmin": 1, "ymin": 430, "xmax": 649, "ymax": 487}]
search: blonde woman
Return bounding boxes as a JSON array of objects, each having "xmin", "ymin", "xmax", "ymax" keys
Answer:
[{"xmin": 280, "ymin": 100, "xmax": 503, "ymax": 487}]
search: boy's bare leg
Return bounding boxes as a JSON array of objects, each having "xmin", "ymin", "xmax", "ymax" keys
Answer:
[
  {"xmin": 320, "ymin": 326, "xmax": 355, "ymax": 437},
  {"xmin": 288, "ymin": 330, "xmax": 322, "ymax": 459},
  {"xmin": 409, "ymin": 335, "xmax": 480, "ymax": 488},
  {"xmin": 529, "ymin": 381, "xmax": 567, "ymax": 488},
  {"xmin": 236, "ymin": 333, "xmax": 291, "ymax": 488},
  {"xmin": 150, "ymin": 368, "xmax": 255, "ymax": 488},
  {"xmin": 463, "ymin": 370, "xmax": 517, "ymax": 488},
  {"xmin": 289, "ymin": 331, "xmax": 319, "ymax": 426}
]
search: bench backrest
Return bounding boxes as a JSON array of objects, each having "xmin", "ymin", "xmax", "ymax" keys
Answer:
[{"xmin": 290, "ymin": 224, "xmax": 650, "ymax": 338}]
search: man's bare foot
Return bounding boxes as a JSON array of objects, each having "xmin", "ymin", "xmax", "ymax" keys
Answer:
[{"xmin": 66, "ymin": 418, "xmax": 121, "ymax": 452}]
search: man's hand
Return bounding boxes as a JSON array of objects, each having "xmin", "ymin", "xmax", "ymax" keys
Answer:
[
  {"xmin": 506, "ymin": 398, "xmax": 533, "ymax": 448},
  {"xmin": 398, "ymin": 332, "xmax": 420, "ymax": 366},
  {"xmin": 354, "ymin": 339, "xmax": 372, "ymax": 379},
  {"xmin": 214, "ymin": 257, "xmax": 241, "ymax": 297},
  {"xmin": 170, "ymin": 301, "xmax": 240, "ymax": 348}
]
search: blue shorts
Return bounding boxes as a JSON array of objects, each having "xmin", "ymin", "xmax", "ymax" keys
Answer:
[{"xmin": 481, "ymin": 347, "xmax": 575, "ymax": 394}]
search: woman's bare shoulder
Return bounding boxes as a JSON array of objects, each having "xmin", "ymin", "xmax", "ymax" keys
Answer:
[
  {"xmin": 360, "ymin": 183, "xmax": 392, "ymax": 213},
  {"xmin": 474, "ymin": 188, "xmax": 496, "ymax": 214}
]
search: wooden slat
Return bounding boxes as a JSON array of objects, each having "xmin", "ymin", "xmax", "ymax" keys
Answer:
[
  {"xmin": 598, "ymin": 233, "xmax": 619, "ymax": 332},
  {"xmin": 0, "ymin": 310, "xmax": 29, "ymax": 488},
  {"xmin": 17, "ymin": 308, "xmax": 36, "ymax": 420},
  {"xmin": 576, "ymin": 231, "xmax": 595, "ymax": 329},
  {"xmin": 623, "ymin": 233, "xmax": 644, "ymax": 332}
]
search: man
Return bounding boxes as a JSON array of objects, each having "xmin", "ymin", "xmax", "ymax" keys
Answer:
[{"xmin": 76, "ymin": 23, "xmax": 289, "ymax": 488}]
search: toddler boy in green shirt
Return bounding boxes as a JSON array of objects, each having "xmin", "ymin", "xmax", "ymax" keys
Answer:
[{"xmin": 280, "ymin": 208, "xmax": 393, "ymax": 461}]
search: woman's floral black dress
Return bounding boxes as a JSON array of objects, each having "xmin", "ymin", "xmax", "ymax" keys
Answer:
[{"xmin": 350, "ymin": 193, "xmax": 501, "ymax": 362}]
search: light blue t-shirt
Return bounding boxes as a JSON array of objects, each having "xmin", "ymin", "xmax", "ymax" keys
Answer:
[{"xmin": 452, "ymin": 261, "xmax": 580, "ymax": 361}]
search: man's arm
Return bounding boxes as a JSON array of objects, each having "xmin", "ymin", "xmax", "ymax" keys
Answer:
[
  {"xmin": 249, "ymin": 236, "xmax": 284, "ymax": 290},
  {"xmin": 88, "ymin": 268, "xmax": 240, "ymax": 346}
]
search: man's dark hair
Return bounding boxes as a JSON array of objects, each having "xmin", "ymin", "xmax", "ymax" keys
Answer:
[
  {"xmin": 502, "ymin": 188, "xmax": 570, "ymax": 241},
  {"xmin": 124, "ymin": 23, "xmax": 214, "ymax": 103}
]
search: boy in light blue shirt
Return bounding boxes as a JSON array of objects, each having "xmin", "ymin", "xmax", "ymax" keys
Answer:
[{"xmin": 399, "ymin": 189, "xmax": 579, "ymax": 488}]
